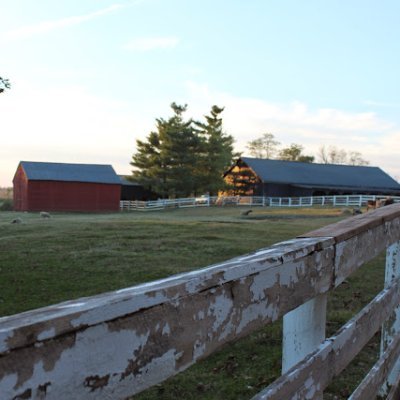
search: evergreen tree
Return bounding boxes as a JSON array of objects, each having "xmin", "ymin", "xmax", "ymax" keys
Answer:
[
  {"xmin": 131, "ymin": 103, "xmax": 202, "ymax": 197},
  {"xmin": 195, "ymin": 106, "xmax": 235, "ymax": 195}
]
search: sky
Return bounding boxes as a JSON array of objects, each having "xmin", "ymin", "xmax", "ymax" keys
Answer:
[{"xmin": 1, "ymin": 0, "xmax": 400, "ymax": 187}]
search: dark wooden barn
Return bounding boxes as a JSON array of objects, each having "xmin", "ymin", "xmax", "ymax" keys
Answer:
[
  {"xmin": 13, "ymin": 161, "xmax": 122, "ymax": 212},
  {"xmin": 225, "ymin": 157, "xmax": 400, "ymax": 197},
  {"xmin": 119, "ymin": 176, "xmax": 158, "ymax": 201}
]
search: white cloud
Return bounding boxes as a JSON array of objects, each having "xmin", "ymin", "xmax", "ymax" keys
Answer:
[
  {"xmin": 0, "ymin": 4, "xmax": 124, "ymax": 42},
  {"xmin": 123, "ymin": 36, "xmax": 180, "ymax": 51},
  {"xmin": 364, "ymin": 100, "xmax": 400, "ymax": 108}
]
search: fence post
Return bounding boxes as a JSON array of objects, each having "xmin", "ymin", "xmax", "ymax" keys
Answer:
[
  {"xmin": 282, "ymin": 294, "xmax": 327, "ymax": 395},
  {"xmin": 380, "ymin": 241, "xmax": 400, "ymax": 396}
]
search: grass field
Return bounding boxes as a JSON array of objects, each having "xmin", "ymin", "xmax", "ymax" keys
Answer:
[{"xmin": 0, "ymin": 207, "xmax": 386, "ymax": 399}]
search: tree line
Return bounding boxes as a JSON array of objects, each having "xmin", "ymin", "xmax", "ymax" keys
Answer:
[
  {"xmin": 247, "ymin": 132, "xmax": 369, "ymax": 166},
  {"xmin": 131, "ymin": 105, "xmax": 371, "ymax": 198}
]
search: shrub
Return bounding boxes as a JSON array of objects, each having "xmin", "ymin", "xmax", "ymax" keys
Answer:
[{"xmin": 0, "ymin": 199, "xmax": 13, "ymax": 211}]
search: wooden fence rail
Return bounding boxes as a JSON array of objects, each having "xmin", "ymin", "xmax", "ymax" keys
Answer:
[
  {"xmin": 2, "ymin": 205, "xmax": 400, "ymax": 399},
  {"xmin": 120, "ymin": 194, "xmax": 400, "ymax": 211}
]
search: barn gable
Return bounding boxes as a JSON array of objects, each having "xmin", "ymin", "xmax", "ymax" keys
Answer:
[
  {"xmin": 225, "ymin": 157, "xmax": 400, "ymax": 197},
  {"xmin": 13, "ymin": 161, "xmax": 121, "ymax": 212}
]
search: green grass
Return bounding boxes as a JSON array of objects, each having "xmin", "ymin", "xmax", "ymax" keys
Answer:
[{"xmin": 0, "ymin": 207, "xmax": 386, "ymax": 399}]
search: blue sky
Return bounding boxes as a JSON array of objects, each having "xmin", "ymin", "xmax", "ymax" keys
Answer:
[{"xmin": 1, "ymin": 0, "xmax": 400, "ymax": 186}]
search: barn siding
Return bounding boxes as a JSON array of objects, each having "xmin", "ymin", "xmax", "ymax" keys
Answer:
[
  {"xmin": 25, "ymin": 181, "xmax": 120, "ymax": 212},
  {"xmin": 13, "ymin": 165, "xmax": 28, "ymax": 211}
]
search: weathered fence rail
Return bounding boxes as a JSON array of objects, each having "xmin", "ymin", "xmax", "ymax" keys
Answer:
[
  {"xmin": 120, "ymin": 194, "xmax": 400, "ymax": 211},
  {"xmin": 2, "ymin": 205, "xmax": 400, "ymax": 399}
]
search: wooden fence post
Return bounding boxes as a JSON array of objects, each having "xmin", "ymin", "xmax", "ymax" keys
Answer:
[
  {"xmin": 380, "ymin": 241, "xmax": 400, "ymax": 396},
  {"xmin": 282, "ymin": 293, "xmax": 327, "ymax": 375}
]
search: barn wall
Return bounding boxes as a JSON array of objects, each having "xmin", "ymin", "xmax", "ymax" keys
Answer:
[
  {"xmin": 26, "ymin": 181, "xmax": 121, "ymax": 212},
  {"xmin": 120, "ymin": 185, "xmax": 158, "ymax": 201},
  {"xmin": 12, "ymin": 165, "xmax": 28, "ymax": 211},
  {"xmin": 255, "ymin": 183, "xmax": 311, "ymax": 197}
]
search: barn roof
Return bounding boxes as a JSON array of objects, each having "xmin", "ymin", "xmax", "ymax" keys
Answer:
[
  {"xmin": 18, "ymin": 161, "xmax": 121, "ymax": 185},
  {"xmin": 239, "ymin": 157, "xmax": 400, "ymax": 192},
  {"xmin": 118, "ymin": 175, "xmax": 141, "ymax": 186}
]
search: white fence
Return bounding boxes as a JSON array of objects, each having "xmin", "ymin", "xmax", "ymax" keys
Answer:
[
  {"xmin": 120, "ymin": 194, "xmax": 400, "ymax": 211},
  {"xmin": 3, "ymin": 205, "xmax": 400, "ymax": 398}
]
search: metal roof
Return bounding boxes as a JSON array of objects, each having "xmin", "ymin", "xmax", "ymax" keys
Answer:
[
  {"xmin": 118, "ymin": 175, "xmax": 141, "ymax": 186},
  {"xmin": 240, "ymin": 157, "xmax": 400, "ymax": 191},
  {"xmin": 18, "ymin": 161, "xmax": 121, "ymax": 185}
]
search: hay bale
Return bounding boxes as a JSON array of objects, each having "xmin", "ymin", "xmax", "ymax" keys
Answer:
[
  {"xmin": 11, "ymin": 217, "xmax": 22, "ymax": 224},
  {"xmin": 40, "ymin": 211, "xmax": 51, "ymax": 218}
]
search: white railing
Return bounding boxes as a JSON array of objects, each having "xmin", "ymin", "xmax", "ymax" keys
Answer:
[{"xmin": 120, "ymin": 194, "xmax": 400, "ymax": 211}]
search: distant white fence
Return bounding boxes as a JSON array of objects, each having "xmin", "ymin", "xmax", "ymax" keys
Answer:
[{"xmin": 120, "ymin": 194, "xmax": 400, "ymax": 211}]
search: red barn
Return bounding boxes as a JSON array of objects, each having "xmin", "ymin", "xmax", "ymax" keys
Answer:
[{"xmin": 13, "ymin": 161, "xmax": 121, "ymax": 212}]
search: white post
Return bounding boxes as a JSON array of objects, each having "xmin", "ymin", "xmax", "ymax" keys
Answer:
[
  {"xmin": 380, "ymin": 241, "xmax": 400, "ymax": 396},
  {"xmin": 282, "ymin": 294, "xmax": 327, "ymax": 376}
]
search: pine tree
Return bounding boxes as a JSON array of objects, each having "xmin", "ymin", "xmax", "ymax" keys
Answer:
[
  {"xmin": 130, "ymin": 103, "xmax": 202, "ymax": 197},
  {"xmin": 195, "ymin": 106, "xmax": 235, "ymax": 195}
]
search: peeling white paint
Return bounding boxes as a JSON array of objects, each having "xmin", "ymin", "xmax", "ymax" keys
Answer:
[
  {"xmin": 193, "ymin": 340, "xmax": 206, "ymax": 361},
  {"xmin": 58, "ymin": 302, "xmax": 87, "ymax": 308},
  {"xmin": 162, "ymin": 323, "xmax": 170, "ymax": 335},
  {"xmin": 236, "ymin": 302, "xmax": 278, "ymax": 335},
  {"xmin": 208, "ymin": 294, "xmax": 233, "ymax": 334},
  {"xmin": 37, "ymin": 327, "xmax": 56, "ymax": 341},
  {"xmin": 196, "ymin": 310, "xmax": 205, "ymax": 320}
]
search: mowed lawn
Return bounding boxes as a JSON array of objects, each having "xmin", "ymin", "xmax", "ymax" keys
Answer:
[{"xmin": 0, "ymin": 207, "xmax": 386, "ymax": 399}]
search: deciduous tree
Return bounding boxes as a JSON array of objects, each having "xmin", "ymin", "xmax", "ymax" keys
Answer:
[
  {"xmin": 246, "ymin": 133, "xmax": 280, "ymax": 159},
  {"xmin": 0, "ymin": 77, "xmax": 10, "ymax": 93},
  {"xmin": 318, "ymin": 145, "xmax": 369, "ymax": 166},
  {"xmin": 278, "ymin": 143, "xmax": 314, "ymax": 162}
]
